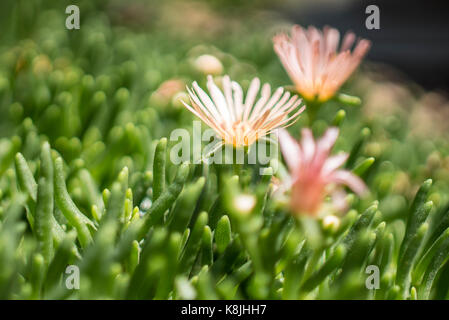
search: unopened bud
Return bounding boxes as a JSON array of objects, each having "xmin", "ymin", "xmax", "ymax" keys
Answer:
[
  {"xmin": 194, "ymin": 54, "xmax": 223, "ymax": 75},
  {"xmin": 322, "ymin": 214, "xmax": 340, "ymax": 232}
]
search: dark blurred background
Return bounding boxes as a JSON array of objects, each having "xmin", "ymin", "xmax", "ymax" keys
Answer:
[{"xmin": 279, "ymin": 0, "xmax": 449, "ymax": 91}]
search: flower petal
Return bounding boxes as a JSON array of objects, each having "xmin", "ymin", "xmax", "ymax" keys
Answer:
[
  {"xmin": 278, "ymin": 128, "xmax": 302, "ymax": 173},
  {"xmin": 329, "ymin": 169, "xmax": 368, "ymax": 196},
  {"xmin": 322, "ymin": 152, "xmax": 349, "ymax": 176},
  {"xmin": 300, "ymin": 128, "xmax": 316, "ymax": 164}
]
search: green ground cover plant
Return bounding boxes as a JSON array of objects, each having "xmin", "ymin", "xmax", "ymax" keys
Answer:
[{"xmin": 0, "ymin": 0, "xmax": 449, "ymax": 300}]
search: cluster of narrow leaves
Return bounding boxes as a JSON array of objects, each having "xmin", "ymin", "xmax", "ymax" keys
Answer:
[
  {"xmin": 0, "ymin": 0, "xmax": 449, "ymax": 300},
  {"xmin": 0, "ymin": 135, "xmax": 448, "ymax": 299}
]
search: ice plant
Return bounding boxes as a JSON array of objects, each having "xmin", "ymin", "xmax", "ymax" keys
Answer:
[
  {"xmin": 182, "ymin": 75, "xmax": 305, "ymax": 148},
  {"xmin": 278, "ymin": 127, "xmax": 367, "ymax": 216},
  {"xmin": 273, "ymin": 25, "xmax": 371, "ymax": 102},
  {"xmin": 4, "ymin": 2, "xmax": 449, "ymax": 301}
]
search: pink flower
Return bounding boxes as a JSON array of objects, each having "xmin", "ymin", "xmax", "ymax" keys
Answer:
[
  {"xmin": 182, "ymin": 75, "xmax": 305, "ymax": 147},
  {"xmin": 273, "ymin": 25, "xmax": 371, "ymax": 102},
  {"xmin": 278, "ymin": 127, "xmax": 367, "ymax": 216}
]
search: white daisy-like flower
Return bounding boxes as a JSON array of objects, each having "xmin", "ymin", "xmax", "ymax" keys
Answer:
[{"xmin": 182, "ymin": 75, "xmax": 305, "ymax": 149}]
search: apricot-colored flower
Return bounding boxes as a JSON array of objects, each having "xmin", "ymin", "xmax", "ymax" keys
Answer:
[
  {"xmin": 278, "ymin": 127, "xmax": 367, "ymax": 216},
  {"xmin": 183, "ymin": 75, "xmax": 305, "ymax": 148},
  {"xmin": 273, "ymin": 25, "xmax": 371, "ymax": 102},
  {"xmin": 152, "ymin": 79, "xmax": 185, "ymax": 103}
]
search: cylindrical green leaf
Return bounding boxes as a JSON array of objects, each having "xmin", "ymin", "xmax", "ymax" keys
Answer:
[
  {"xmin": 153, "ymin": 138, "xmax": 167, "ymax": 201},
  {"xmin": 54, "ymin": 157, "xmax": 94, "ymax": 248},
  {"xmin": 215, "ymin": 215, "xmax": 232, "ymax": 254}
]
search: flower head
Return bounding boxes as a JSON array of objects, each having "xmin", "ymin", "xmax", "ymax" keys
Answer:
[
  {"xmin": 156, "ymin": 79, "xmax": 185, "ymax": 98},
  {"xmin": 151, "ymin": 78, "xmax": 186, "ymax": 106},
  {"xmin": 273, "ymin": 25, "xmax": 371, "ymax": 102},
  {"xmin": 182, "ymin": 75, "xmax": 305, "ymax": 147},
  {"xmin": 278, "ymin": 127, "xmax": 367, "ymax": 216}
]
